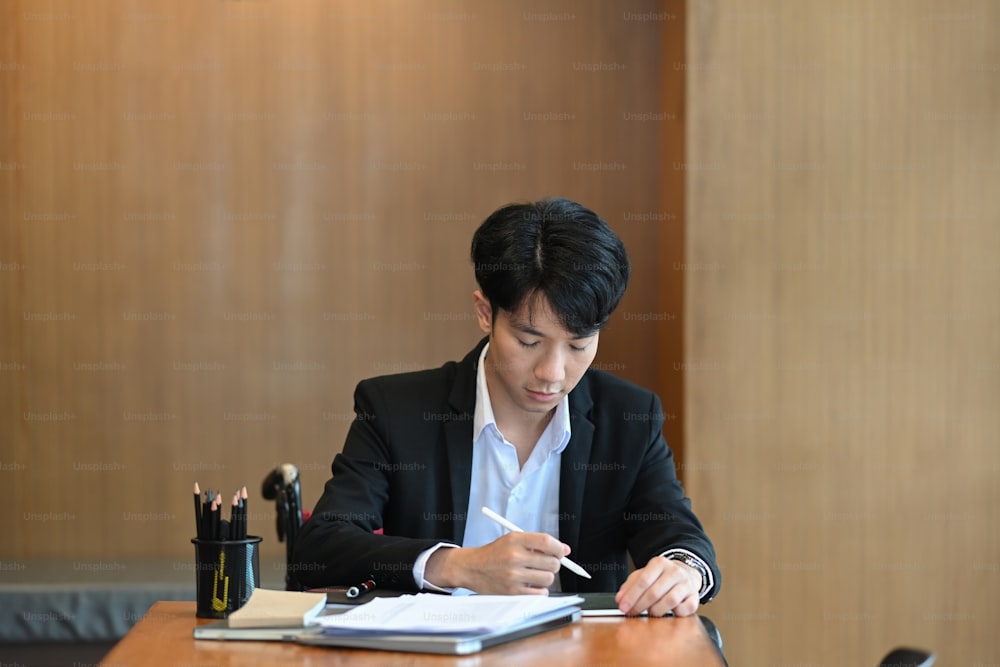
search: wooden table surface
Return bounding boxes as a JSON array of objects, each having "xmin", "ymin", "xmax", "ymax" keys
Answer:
[{"xmin": 101, "ymin": 601, "xmax": 727, "ymax": 666}]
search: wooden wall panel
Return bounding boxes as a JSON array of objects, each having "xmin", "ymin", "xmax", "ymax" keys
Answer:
[
  {"xmin": 686, "ymin": 1, "xmax": 1000, "ymax": 665},
  {"xmin": 0, "ymin": 0, "xmax": 685, "ymax": 565}
]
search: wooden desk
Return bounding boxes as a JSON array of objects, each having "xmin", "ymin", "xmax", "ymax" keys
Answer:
[{"xmin": 102, "ymin": 601, "xmax": 727, "ymax": 666}]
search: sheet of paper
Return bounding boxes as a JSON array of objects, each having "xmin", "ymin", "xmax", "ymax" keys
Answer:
[{"xmin": 315, "ymin": 593, "xmax": 584, "ymax": 635}]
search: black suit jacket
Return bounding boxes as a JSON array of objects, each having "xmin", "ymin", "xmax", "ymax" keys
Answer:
[{"xmin": 293, "ymin": 338, "xmax": 720, "ymax": 600}]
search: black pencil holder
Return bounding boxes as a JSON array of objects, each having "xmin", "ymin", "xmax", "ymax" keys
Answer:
[{"xmin": 191, "ymin": 536, "xmax": 262, "ymax": 618}]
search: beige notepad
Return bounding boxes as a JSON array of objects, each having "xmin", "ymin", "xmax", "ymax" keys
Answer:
[{"xmin": 226, "ymin": 588, "xmax": 328, "ymax": 628}]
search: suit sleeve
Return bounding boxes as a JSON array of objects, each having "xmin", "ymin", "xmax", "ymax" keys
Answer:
[
  {"xmin": 290, "ymin": 380, "xmax": 448, "ymax": 590},
  {"xmin": 625, "ymin": 392, "xmax": 722, "ymax": 602}
]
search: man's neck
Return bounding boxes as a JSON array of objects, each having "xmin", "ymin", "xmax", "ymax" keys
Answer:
[{"xmin": 484, "ymin": 371, "xmax": 554, "ymax": 467}]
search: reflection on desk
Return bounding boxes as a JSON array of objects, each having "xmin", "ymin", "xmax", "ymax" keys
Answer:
[{"xmin": 102, "ymin": 601, "xmax": 727, "ymax": 667}]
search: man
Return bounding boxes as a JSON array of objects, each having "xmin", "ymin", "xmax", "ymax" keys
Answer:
[{"xmin": 293, "ymin": 198, "xmax": 720, "ymax": 616}]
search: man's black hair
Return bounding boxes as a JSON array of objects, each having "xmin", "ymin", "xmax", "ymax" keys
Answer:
[{"xmin": 470, "ymin": 198, "xmax": 631, "ymax": 336}]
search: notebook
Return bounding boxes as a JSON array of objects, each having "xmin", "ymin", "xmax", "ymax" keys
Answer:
[{"xmin": 226, "ymin": 589, "xmax": 328, "ymax": 628}]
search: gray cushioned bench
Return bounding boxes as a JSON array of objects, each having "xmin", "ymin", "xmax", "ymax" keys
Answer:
[{"xmin": 0, "ymin": 559, "xmax": 285, "ymax": 643}]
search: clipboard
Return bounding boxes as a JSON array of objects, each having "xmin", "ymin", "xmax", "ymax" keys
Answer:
[{"xmin": 297, "ymin": 606, "xmax": 581, "ymax": 655}]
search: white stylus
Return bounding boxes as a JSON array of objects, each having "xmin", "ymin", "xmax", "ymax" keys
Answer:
[{"xmin": 480, "ymin": 506, "xmax": 592, "ymax": 579}]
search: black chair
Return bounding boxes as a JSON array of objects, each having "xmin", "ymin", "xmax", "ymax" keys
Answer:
[
  {"xmin": 878, "ymin": 647, "xmax": 935, "ymax": 666},
  {"xmin": 261, "ymin": 463, "xmax": 305, "ymax": 590},
  {"xmin": 699, "ymin": 615, "xmax": 725, "ymax": 661}
]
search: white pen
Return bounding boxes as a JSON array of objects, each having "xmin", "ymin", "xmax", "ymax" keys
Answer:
[{"xmin": 480, "ymin": 506, "xmax": 592, "ymax": 580}]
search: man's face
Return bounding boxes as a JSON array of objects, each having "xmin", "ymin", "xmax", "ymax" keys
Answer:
[{"xmin": 473, "ymin": 291, "xmax": 599, "ymax": 419}]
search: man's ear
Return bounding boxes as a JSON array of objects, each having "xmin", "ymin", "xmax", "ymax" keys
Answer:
[{"xmin": 472, "ymin": 290, "xmax": 492, "ymax": 334}]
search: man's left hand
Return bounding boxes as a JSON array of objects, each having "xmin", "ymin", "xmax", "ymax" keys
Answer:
[{"xmin": 614, "ymin": 556, "xmax": 701, "ymax": 617}]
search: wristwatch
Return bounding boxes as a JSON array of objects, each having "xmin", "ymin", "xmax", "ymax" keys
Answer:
[{"xmin": 665, "ymin": 552, "xmax": 708, "ymax": 593}]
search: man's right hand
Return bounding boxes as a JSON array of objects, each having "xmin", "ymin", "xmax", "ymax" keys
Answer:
[{"xmin": 424, "ymin": 532, "xmax": 569, "ymax": 594}]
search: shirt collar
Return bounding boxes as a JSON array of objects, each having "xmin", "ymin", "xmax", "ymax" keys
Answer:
[{"xmin": 473, "ymin": 342, "xmax": 571, "ymax": 451}]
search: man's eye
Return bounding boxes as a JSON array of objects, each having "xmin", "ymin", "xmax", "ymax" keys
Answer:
[{"xmin": 518, "ymin": 340, "xmax": 539, "ymax": 348}]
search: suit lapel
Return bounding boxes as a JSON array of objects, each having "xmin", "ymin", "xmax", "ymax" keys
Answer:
[
  {"xmin": 443, "ymin": 418, "xmax": 473, "ymax": 542},
  {"xmin": 559, "ymin": 376, "xmax": 594, "ymax": 591},
  {"xmin": 443, "ymin": 339, "xmax": 486, "ymax": 543}
]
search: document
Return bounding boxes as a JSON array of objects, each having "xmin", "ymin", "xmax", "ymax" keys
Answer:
[
  {"xmin": 552, "ymin": 592, "xmax": 669, "ymax": 617},
  {"xmin": 315, "ymin": 593, "xmax": 584, "ymax": 635}
]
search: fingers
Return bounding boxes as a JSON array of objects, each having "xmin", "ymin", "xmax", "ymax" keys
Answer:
[
  {"xmin": 667, "ymin": 591, "xmax": 700, "ymax": 618},
  {"xmin": 459, "ymin": 532, "xmax": 569, "ymax": 594},
  {"xmin": 499, "ymin": 533, "xmax": 564, "ymax": 582},
  {"xmin": 615, "ymin": 558, "xmax": 701, "ymax": 617},
  {"xmin": 497, "ymin": 568, "xmax": 556, "ymax": 594},
  {"xmin": 515, "ymin": 532, "xmax": 571, "ymax": 560}
]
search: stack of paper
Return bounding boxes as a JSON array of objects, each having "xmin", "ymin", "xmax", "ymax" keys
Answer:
[
  {"xmin": 226, "ymin": 588, "xmax": 328, "ymax": 628},
  {"xmin": 315, "ymin": 593, "xmax": 584, "ymax": 635}
]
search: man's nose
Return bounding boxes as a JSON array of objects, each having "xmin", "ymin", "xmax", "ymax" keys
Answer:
[{"xmin": 535, "ymin": 350, "xmax": 566, "ymax": 385}]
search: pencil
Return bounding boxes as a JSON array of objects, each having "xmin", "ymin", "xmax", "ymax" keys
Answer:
[
  {"xmin": 202, "ymin": 489, "xmax": 212, "ymax": 541},
  {"xmin": 231, "ymin": 491, "xmax": 240, "ymax": 541},
  {"xmin": 240, "ymin": 485, "xmax": 248, "ymax": 539},
  {"xmin": 211, "ymin": 494, "xmax": 221, "ymax": 541},
  {"xmin": 193, "ymin": 482, "xmax": 202, "ymax": 538}
]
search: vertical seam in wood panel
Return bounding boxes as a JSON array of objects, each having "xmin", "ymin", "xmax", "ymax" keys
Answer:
[{"xmin": 661, "ymin": 0, "xmax": 686, "ymax": 481}]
